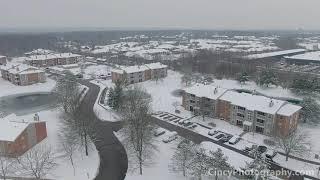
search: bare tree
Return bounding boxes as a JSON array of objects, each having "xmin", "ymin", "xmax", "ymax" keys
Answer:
[
  {"xmin": 169, "ymin": 140, "xmax": 195, "ymax": 177},
  {"xmin": 16, "ymin": 144, "xmax": 57, "ymax": 179},
  {"xmin": 0, "ymin": 156, "xmax": 16, "ymax": 180},
  {"xmin": 120, "ymin": 86, "xmax": 157, "ymax": 175},
  {"xmin": 58, "ymin": 129, "xmax": 78, "ymax": 176},
  {"xmin": 276, "ymin": 129, "xmax": 310, "ymax": 161},
  {"xmin": 181, "ymin": 73, "xmax": 193, "ymax": 86}
]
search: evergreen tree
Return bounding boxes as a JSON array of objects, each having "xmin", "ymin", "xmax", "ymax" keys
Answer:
[
  {"xmin": 107, "ymin": 87, "xmax": 115, "ymax": 108},
  {"xmin": 300, "ymin": 97, "xmax": 320, "ymax": 124},
  {"xmin": 207, "ymin": 148, "xmax": 231, "ymax": 180},
  {"xmin": 237, "ymin": 72, "xmax": 249, "ymax": 84},
  {"xmin": 258, "ymin": 70, "xmax": 278, "ymax": 87}
]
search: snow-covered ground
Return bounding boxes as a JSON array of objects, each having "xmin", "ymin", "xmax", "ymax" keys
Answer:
[
  {"xmin": 0, "ymin": 77, "xmax": 56, "ymax": 97},
  {"xmin": 12, "ymin": 109, "xmax": 99, "ymax": 180}
]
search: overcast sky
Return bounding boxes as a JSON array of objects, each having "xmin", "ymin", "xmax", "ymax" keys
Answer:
[{"xmin": 1, "ymin": 0, "xmax": 320, "ymax": 30}]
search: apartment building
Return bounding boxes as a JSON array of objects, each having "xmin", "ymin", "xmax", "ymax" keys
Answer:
[
  {"xmin": 0, "ymin": 55, "xmax": 6, "ymax": 65},
  {"xmin": 25, "ymin": 53, "xmax": 83, "ymax": 67},
  {"xmin": 112, "ymin": 62, "xmax": 168, "ymax": 84},
  {"xmin": 182, "ymin": 84, "xmax": 228, "ymax": 117},
  {"xmin": 182, "ymin": 84, "xmax": 302, "ymax": 136},
  {"xmin": 0, "ymin": 114, "xmax": 47, "ymax": 157},
  {"xmin": 0, "ymin": 63, "xmax": 46, "ymax": 86}
]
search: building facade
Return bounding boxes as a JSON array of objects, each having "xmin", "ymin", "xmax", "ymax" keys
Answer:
[
  {"xmin": 0, "ymin": 114, "xmax": 47, "ymax": 157},
  {"xmin": 182, "ymin": 84, "xmax": 301, "ymax": 136},
  {"xmin": 112, "ymin": 62, "xmax": 168, "ymax": 84},
  {"xmin": 0, "ymin": 55, "xmax": 6, "ymax": 65},
  {"xmin": 25, "ymin": 53, "xmax": 83, "ymax": 67},
  {"xmin": 0, "ymin": 63, "xmax": 46, "ymax": 86}
]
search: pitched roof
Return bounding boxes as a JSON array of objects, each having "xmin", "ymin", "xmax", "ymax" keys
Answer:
[{"xmin": 184, "ymin": 84, "xmax": 228, "ymax": 100}]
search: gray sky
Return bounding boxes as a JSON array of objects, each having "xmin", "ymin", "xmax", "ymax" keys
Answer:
[{"xmin": 1, "ymin": 0, "xmax": 320, "ymax": 30}]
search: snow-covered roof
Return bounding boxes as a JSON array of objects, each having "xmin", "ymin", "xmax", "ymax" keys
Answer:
[
  {"xmin": 220, "ymin": 91, "xmax": 285, "ymax": 114},
  {"xmin": 25, "ymin": 53, "xmax": 82, "ymax": 61},
  {"xmin": 277, "ymin": 103, "xmax": 302, "ymax": 116},
  {"xmin": 246, "ymin": 49, "xmax": 306, "ymax": 59},
  {"xmin": 0, "ymin": 55, "xmax": 6, "ymax": 58},
  {"xmin": 112, "ymin": 63, "xmax": 167, "ymax": 74},
  {"xmin": 145, "ymin": 62, "xmax": 167, "ymax": 70},
  {"xmin": 25, "ymin": 49, "xmax": 55, "ymax": 56},
  {"xmin": 184, "ymin": 84, "xmax": 229, "ymax": 100},
  {"xmin": 0, "ymin": 62, "xmax": 44, "ymax": 74},
  {"xmin": 284, "ymin": 51, "xmax": 320, "ymax": 62}
]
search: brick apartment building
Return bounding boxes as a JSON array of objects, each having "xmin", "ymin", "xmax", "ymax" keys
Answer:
[
  {"xmin": 0, "ymin": 114, "xmax": 47, "ymax": 157},
  {"xmin": 182, "ymin": 84, "xmax": 301, "ymax": 136},
  {"xmin": 0, "ymin": 55, "xmax": 6, "ymax": 65},
  {"xmin": 25, "ymin": 53, "xmax": 83, "ymax": 67},
  {"xmin": 112, "ymin": 62, "xmax": 168, "ymax": 84},
  {"xmin": 0, "ymin": 63, "xmax": 46, "ymax": 86}
]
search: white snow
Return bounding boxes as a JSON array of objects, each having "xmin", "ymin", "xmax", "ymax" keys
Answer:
[
  {"xmin": 0, "ymin": 114, "xmax": 29, "ymax": 142},
  {"xmin": 184, "ymin": 84, "xmax": 228, "ymax": 100},
  {"xmin": 284, "ymin": 51, "xmax": 320, "ymax": 62},
  {"xmin": 246, "ymin": 49, "xmax": 306, "ymax": 59},
  {"xmin": 0, "ymin": 77, "xmax": 56, "ymax": 97}
]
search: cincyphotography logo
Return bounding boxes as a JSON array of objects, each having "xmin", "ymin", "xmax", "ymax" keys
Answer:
[{"xmin": 207, "ymin": 168, "xmax": 317, "ymax": 177}]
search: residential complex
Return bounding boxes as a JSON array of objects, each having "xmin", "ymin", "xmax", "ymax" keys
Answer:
[
  {"xmin": 25, "ymin": 53, "xmax": 83, "ymax": 67},
  {"xmin": 112, "ymin": 62, "xmax": 168, "ymax": 84},
  {"xmin": 0, "ymin": 114, "xmax": 47, "ymax": 157},
  {"xmin": 0, "ymin": 63, "xmax": 46, "ymax": 86},
  {"xmin": 182, "ymin": 84, "xmax": 301, "ymax": 136},
  {"xmin": 0, "ymin": 55, "xmax": 6, "ymax": 65}
]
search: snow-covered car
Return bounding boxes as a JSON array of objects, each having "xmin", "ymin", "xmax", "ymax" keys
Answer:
[
  {"xmin": 265, "ymin": 150, "xmax": 277, "ymax": 159},
  {"xmin": 219, "ymin": 134, "xmax": 233, "ymax": 143},
  {"xmin": 188, "ymin": 124, "xmax": 197, "ymax": 129},
  {"xmin": 162, "ymin": 132, "xmax": 178, "ymax": 143},
  {"xmin": 208, "ymin": 129, "xmax": 219, "ymax": 136},
  {"xmin": 154, "ymin": 128, "xmax": 166, "ymax": 137},
  {"xmin": 228, "ymin": 136, "xmax": 241, "ymax": 145}
]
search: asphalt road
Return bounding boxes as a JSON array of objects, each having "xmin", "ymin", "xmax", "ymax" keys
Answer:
[
  {"xmin": 77, "ymin": 79, "xmax": 128, "ymax": 180},
  {"xmin": 150, "ymin": 116, "xmax": 309, "ymax": 180}
]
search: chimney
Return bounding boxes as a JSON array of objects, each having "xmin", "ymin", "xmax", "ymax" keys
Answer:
[
  {"xmin": 214, "ymin": 87, "xmax": 218, "ymax": 94},
  {"xmin": 269, "ymin": 99, "xmax": 274, "ymax": 107},
  {"xmin": 34, "ymin": 113, "xmax": 40, "ymax": 121}
]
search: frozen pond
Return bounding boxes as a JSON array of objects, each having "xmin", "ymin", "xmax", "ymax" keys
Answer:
[{"xmin": 0, "ymin": 92, "xmax": 59, "ymax": 116}]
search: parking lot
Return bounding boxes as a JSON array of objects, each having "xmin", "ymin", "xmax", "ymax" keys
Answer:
[{"xmin": 151, "ymin": 111, "xmax": 304, "ymax": 180}]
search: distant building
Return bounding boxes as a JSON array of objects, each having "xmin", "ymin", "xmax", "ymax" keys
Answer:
[
  {"xmin": 25, "ymin": 53, "xmax": 83, "ymax": 67},
  {"xmin": 0, "ymin": 114, "xmax": 47, "ymax": 157},
  {"xmin": 0, "ymin": 63, "xmax": 46, "ymax": 86},
  {"xmin": 182, "ymin": 84, "xmax": 301, "ymax": 136},
  {"xmin": 112, "ymin": 62, "xmax": 168, "ymax": 84},
  {"xmin": 0, "ymin": 55, "xmax": 6, "ymax": 65}
]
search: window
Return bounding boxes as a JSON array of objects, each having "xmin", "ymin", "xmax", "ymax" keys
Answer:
[
  {"xmin": 190, "ymin": 94, "xmax": 195, "ymax": 98},
  {"xmin": 238, "ymin": 106, "xmax": 245, "ymax": 111},
  {"xmin": 257, "ymin": 119, "xmax": 264, "ymax": 124},
  {"xmin": 237, "ymin": 120, "xmax": 243, "ymax": 126},
  {"xmin": 139, "ymin": 79, "xmax": 142, "ymax": 82},
  {"xmin": 257, "ymin": 111, "xmax": 266, "ymax": 116},
  {"xmin": 237, "ymin": 113, "xmax": 245, "ymax": 118},
  {"xmin": 190, "ymin": 100, "xmax": 195, "ymax": 103}
]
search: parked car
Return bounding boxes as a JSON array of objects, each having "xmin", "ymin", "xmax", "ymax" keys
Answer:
[
  {"xmin": 162, "ymin": 132, "xmax": 178, "ymax": 143},
  {"xmin": 219, "ymin": 135, "xmax": 233, "ymax": 143},
  {"xmin": 265, "ymin": 150, "xmax": 278, "ymax": 159},
  {"xmin": 183, "ymin": 121, "xmax": 193, "ymax": 127},
  {"xmin": 163, "ymin": 115, "xmax": 172, "ymax": 120},
  {"xmin": 154, "ymin": 128, "xmax": 166, "ymax": 137},
  {"xmin": 228, "ymin": 136, "xmax": 241, "ymax": 145},
  {"xmin": 258, "ymin": 146, "xmax": 267, "ymax": 154},
  {"xmin": 76, "ymin": 73, "xmax": 83, "ymax": 78},
  {"xmin": 168, "ymin": 117, "xmax": 178, "ymax": 121},
  {"xmin": 208, "ymin": 129, "xmax": 219, "ymax": 136},
  {"xmin": 188, "ymin": 124, "xmax": 197, "ymax": 129},
  {"xmin": 173, "ymin": 119, "xmax": 181, "ymax": 123},
  {"xmin": 215, "ymin": 133, "xmax": 225, "ymax": 139},
  {"xmin": 178, "ymin": 119, "xmax": 187, "ymax": 125}
]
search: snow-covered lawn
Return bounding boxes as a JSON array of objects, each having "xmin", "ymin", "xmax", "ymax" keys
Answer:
[
  {"xmin": 13, "ymin": 109, "xmax": 100, "ymax": 180},
  {"xmin": 0, "ymin": 77, "xmax": 56, "ymax": 97}
]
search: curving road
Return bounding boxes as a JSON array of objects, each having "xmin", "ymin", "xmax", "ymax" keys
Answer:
[{"xmin": 77, "ymin": 79, "xmax": 128, "ymax": 180}]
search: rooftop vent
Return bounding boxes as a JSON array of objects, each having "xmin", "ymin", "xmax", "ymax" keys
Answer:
[
  {"xmin": 34, "ymin": 113, "xmax": 39, "ymax": 121},
  {"xmin": 269, "ymin": 99, "xmax": 274, "ymax": 107},
  {"xmin": 214, "ymin": 87, "xmax": 218, "ymax": 94}
]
